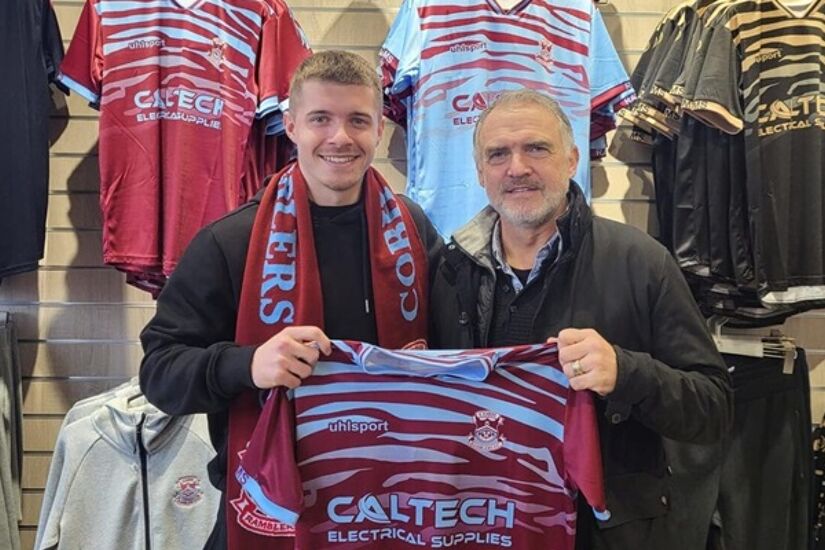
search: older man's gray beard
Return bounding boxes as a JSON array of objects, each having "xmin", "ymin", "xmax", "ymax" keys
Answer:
[{"xmin": 494, "ymin": 185, "xmax": 567, "ymax": 229}]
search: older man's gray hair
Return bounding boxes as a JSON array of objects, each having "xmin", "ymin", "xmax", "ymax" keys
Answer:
[{"xmin": 472, "ymin": 89, "xmax": 576, "ymax": 164}]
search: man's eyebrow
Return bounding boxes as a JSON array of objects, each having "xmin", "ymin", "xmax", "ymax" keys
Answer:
[
  {"xmin": 484, "ymin": 145, "xmax": 509, "ymax": 155},
  {"xmin": 525, "ymin": 140, "xmax": 553, "ymax": 149},
  {"xmin": 304, "ymin": 109, "xmax": 374, "ymax": 118}
]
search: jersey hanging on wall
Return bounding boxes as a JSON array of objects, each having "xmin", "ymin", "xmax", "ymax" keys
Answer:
[
  {"xmin": 680, "ymin": 0, "xmax": 825, "ymax": 309},
  {"xmin": 58, "ymin": 0, "xmax": 311, "ymax": 295},
  {"xmin": 0, "ymin": 0, "xmax": 64, "ymax": 280},
  {"xmin": 236, "ymin": 341, "xmax": 609, "ymax": 550},
  {"xmin": 379, "ymin": 0, "xmax": 635, "ymax": 237}
]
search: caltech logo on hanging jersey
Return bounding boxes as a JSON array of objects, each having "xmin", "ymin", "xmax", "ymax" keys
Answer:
[
  {"xmin": 468, "ymin": 410, "xmax": 505, "ymax": 451},
  {"xmin": 450, "ymin": 91, "xmax": 502, "ymax": 127}
]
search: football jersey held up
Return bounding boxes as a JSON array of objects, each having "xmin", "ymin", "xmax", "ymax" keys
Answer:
[{"xmin": 237, "ymin": 341, "xmax": 608, "ymax": 550}]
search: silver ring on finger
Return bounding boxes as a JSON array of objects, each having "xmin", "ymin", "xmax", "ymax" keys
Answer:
[{"xmin": 571, "ymin": 359, "xmax": 585, "ymax": 377}]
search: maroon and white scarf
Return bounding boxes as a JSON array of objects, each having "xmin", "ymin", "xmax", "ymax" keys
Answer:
[{"xmin": 227, "ymin": 162, "xmax": 429, "ymax": 548}]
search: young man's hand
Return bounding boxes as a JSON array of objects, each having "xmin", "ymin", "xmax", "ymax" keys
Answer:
[{"xmin": 250, "ymin": 326, "xmax": 332, "ymax": 389}]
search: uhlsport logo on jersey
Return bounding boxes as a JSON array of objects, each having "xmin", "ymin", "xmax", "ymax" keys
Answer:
[
  {"xmin": 327, "ymin": 418, "xmax": 390, "ymax": 434},
  {"xmin": 172, "ymin": 475, "xmax": 204, "ymax": 508},
  {"xmin": 449, "ymin": 41, "xmax": 486, "ymax": 53},
  {"xmin": 469, "ymin": 410, "xmax": 506, "ymax": 451},
  {"xmin": 755, "ymin": 47, "xmax": 782, "ymax": 63}
]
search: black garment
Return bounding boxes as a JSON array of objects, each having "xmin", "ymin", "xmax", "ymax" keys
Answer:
[
  {"xmin": 311, "ymin": 202, "xmax": 378, "ymax": 344},
  {"xmin": 0, "ymin": 0, "xmax": 63, "ymax": 279},
  {"xmin": 713, "ymin": 350, "xmax": 812, "ymax": 550},
  {"xmin": 489, "ymin": 267, "xmax": 547, "ymax": 347},
  {"xmin": 430, "ymin": 182, "xmax": 731, "ymax": 550},
  {"xmin": 139, "ymin": 185, "xmax": 442, "ymax": 549}
]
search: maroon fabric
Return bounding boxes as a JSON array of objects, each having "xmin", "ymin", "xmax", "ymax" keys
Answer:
[{"xmin": 226, "ymin": 162, "xmax": 429, "ymax": 548}]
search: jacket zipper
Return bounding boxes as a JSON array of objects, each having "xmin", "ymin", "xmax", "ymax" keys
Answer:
[{"xmin": 136, "ymin": 415, "xmax": 151, "ymax": 550}]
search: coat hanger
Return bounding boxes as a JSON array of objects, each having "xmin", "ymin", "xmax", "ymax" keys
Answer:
[{"xmin": 707, "ymin": 315, "xmax": 796, "ymax": 372}]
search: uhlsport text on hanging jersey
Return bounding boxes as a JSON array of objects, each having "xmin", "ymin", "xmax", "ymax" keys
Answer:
[{"xmin": 237, "ymin": 340, "xmax": 609, "ymax": 549}]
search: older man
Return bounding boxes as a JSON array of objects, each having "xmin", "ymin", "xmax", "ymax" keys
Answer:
[{"xmin": 431, "ymin": 89, "xmax": 731, "ymax": 549}]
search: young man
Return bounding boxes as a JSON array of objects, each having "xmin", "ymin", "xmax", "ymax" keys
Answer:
[
  {"xmin": 430, "ymin": 89, "xmax": 731, "ymax": 549},
  {"xmin": 139, "ymin": 50, "xmax": 441, "ymax": 549}
]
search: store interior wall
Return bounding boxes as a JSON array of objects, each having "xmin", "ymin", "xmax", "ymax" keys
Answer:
[{"xmin": 0, "ymin": 0, "xmax": 823, "ymax": 547}]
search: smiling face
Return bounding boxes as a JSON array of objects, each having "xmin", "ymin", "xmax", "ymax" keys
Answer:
[
  {"xmin": 285, "ymin": 79, "xmax": 385, "ymax": 206},
  {"xmin": 475, "ymin": 102, "xmax": 579, "ymax": 232}
]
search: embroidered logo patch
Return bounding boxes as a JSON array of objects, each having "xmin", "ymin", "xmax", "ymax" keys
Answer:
[
  {"xmin": 173, "ymin": 475, "xmax": 204, "ymax": 508},
  {"xmin": 468, "ymin": 410, "xmax": 506, "ymax": 451}
]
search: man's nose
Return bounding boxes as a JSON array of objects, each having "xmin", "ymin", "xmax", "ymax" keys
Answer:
[
  {"xmin": 328, "ymin": 122, "xmax": 354, "ymax": 145},
  {"xmin": 507, "ymin": 152, "xmax": 531, "ymax": 178}
]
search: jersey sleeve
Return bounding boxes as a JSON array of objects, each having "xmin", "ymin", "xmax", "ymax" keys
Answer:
[
  {"xmin": 57, "ymin": 0, "xmax": 102, "ymax": 106},
  {"xmin": 378, "ymin": 0, "xmax": 422, "ymax": 126},
  {"xmin": 680, "ymin": 21, "xmax": 742, "ymax": 134},
  {"xmin": 237, "ymin": 388, "xmax": 303, "ymax": 525},
  {"xmin": 588, "ymin": 7, "xmax": 635, "ymax": 141},
  {"xmin": 563, "ymin": 387, "xmax": 609, "ymax": 521},
  {"xmin": 42, "ymin": 0, "xmax": 65, "ymax": 85},
  {"xmin": 256, "ymin": 0, "xmax": 313, "ymax": 119}
]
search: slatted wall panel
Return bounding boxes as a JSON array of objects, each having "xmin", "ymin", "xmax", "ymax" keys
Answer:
[{"xmin": 2, "ymin": 0, "xmax": 823, "ymax": 547}]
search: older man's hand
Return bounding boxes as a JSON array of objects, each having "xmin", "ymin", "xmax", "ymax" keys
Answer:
[{"xmin": 550, "ymin": 328, "xmax": 618, "ymax": 396}]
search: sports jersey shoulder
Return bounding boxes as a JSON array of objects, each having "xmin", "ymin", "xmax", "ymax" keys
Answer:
[{"xmin": 237, "ymin": 341, "xmax": 607, "ymax": 550}]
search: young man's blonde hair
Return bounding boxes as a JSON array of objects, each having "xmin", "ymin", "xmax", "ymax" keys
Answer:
[{"xmin": 288, "ymin": 50, "xmax": 383, "ymax": 112}]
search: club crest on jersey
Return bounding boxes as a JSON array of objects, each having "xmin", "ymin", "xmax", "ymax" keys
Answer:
[
  {"xmin": 536, "ymin": 40, "xmax": 554, "ymax": 71},
  {"xmin": 172, "ymin": 475, "xmax": 204, "ymax": 508},
  {"xmin": 208, "ymin": 38, "xmax": 227, "ymax": 68},
  {"xmin": 233, "ymin": 452, "xmax": 296, "ymax": 537},
  {"xmin": 468, "ymin": 410, "xmax": 505, "ymax": 451}
]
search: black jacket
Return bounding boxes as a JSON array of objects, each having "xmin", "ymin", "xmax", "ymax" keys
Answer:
[
  {"xmin": 430, "ymin": 184, "xmax": 732, "ymax": 549},
  {"xmin": 139, "ymin": 187, "xmax": 442, "ymax": 495}
]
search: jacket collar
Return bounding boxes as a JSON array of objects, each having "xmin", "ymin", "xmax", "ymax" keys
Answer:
[{"xmin": 451, "ymin": 181, "xmax": 592, "ymax": 269}]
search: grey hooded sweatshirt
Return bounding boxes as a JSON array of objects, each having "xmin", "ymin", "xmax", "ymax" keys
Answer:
[{"xmin": 35, "ymin": 393, "xmax": 219, "ymax": 550}]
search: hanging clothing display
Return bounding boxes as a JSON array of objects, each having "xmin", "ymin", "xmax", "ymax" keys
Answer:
[
  {"xmin": 0, "ymin": 0, "xmax": 64, "ymax": 280},
  {"xmin": 236, "ymin": 341, "xmax": 607, "ymax": 550},
  {"xmin": 379, "ymin": 0, "xmax": 635, "ymax": 236},
  {"xmin": 0, "ymin": 314, "xmax": 22, "ymax": 550},
  {"xmin": 712, "ymin": 350, "xmax": 813, "ymax": 550},
  {"xmin": 35, "ymin": 380, "xmax": 220, "ymax": 550},
  {"xmin": 622, "ymin": 0, "xmax": 825, "ymax": 323},
  {"xmin": 57, "ymin": 0, "xmax": 312, "ymax": 295}
]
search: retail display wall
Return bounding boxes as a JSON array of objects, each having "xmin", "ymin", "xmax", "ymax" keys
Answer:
[{"xmin": 0, "ymin": 0, "xmax": 823, "ymax": 547}]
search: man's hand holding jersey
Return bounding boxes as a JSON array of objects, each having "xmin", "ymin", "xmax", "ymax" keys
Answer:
[{"xmin": 251, "ymin": 326, "xmax": 332, "ymax": 390}]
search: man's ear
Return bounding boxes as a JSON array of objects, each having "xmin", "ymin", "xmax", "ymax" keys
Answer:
[
  {"xmin": 567, "ymin": 145, "xmax": 580, "ymax": 178},
  {"xmin": 284, "ymin": 110, "xmax": 297, "ymax": 144},
  {"xmin": 376, "ymin": 114, "xmax": 385, "ymax": 143}
]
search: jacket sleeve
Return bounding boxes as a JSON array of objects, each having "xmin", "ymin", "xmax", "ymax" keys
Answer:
[
  {"xmin": 606, "ymin": 249, "xmax": 732, "ymax": 444},
  {"xmin": 139, "ymin": 226, "xmax": 257, "ymax": 416}
]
